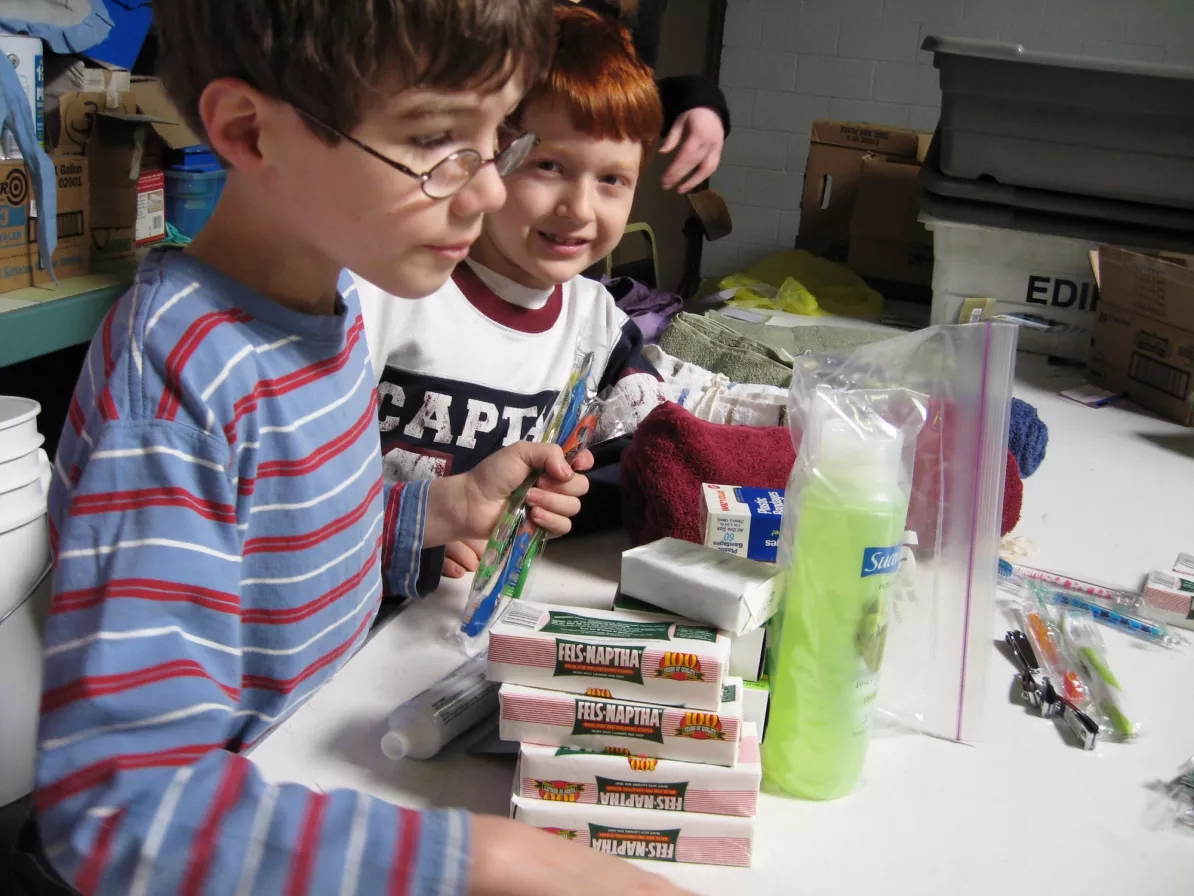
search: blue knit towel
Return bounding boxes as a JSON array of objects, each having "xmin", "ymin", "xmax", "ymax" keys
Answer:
[{"xmin": 1009, "ymin": 398, "xmax": 1048, "ymax": 477}]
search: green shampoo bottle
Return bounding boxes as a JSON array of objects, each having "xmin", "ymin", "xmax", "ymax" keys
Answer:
[{"xmin": 762, "ymin": 415, "xmax": 910, "ymax": 800}]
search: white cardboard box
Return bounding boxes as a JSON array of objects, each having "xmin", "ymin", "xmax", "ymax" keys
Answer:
[
  {"xmin": 515, "ymin": 722, "xmax": 760, "ymax": 817},
  {"xmin": 511, "ymin": 795, "xmax": 754, "ymax": 867},
  {"xmin": 488, "ymin": 601, "xmax": 730, "ymax": 711},
  {"xmin": 499, "ymin": 679, "xmax": 745, "ymax": 767},
  {"xmin": 619, "ymin": 538, "xmax": 781, "ymax": 637},
  {"xmin": 0, "ymin": 35, "xmax": 44, "ymax": 159}
]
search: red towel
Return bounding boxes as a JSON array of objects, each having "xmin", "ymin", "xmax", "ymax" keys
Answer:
[{"xmin": 621, "ymin": 402, "xmax": 1022, "ymax": 547}]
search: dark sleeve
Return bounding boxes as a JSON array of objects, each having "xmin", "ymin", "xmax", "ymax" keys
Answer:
[
  {"xmin": 597, "ymin": 316, "xmax": 662, "ymax": 395},
  {"xmin": 658, "ymin": 75, "xmax": 731, "ymax": 138}
]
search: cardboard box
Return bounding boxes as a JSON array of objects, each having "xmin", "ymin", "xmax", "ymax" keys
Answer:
[
  {"xmin": 515, "ymin": 722, "xmax": 761, "ymax": 817},
  {"xmin": 847, "ymin": 157, "xmax": 933, "ymax": 287},
  {"xmin": 742, "ymin": 679, "xmax": 769, "ymax": 742},
  {"xmin": 1142, "ymin": 570, "xmax": 1194, "ymax": 630},
  {"xmin": 0, "ymin": 245, "xmax": 33, "ymax": 292},
  {"xmin": 83, "ymin": 78, "xmax": 200, "ymax": 259},
  {"xmin": 0, "ymin": 34, "xmax": 44, "ymax": 159},
  {"xmin": 499, "ymin": 680, "xmax": 745, "ymax": 767},
  {"xmin": 612, "ymin": 592, "xmax": 770, "ymax": 683},
  {"xmin": 699, "ymin": 484, "xmax": 784, "ymax": 564},
  {"xmin": 488, "ymin": 601, "xmax": 730, "ymax": 711},
  {"xmin": 510, "ymin": 796, "xmax": 755, "ymax": 867},
  {"xmin": 1088, "ymin": 246, "xmax": 1194, "ymax": 425},
  {"xmin": 45, "ymin": 56, "xmax": 131, "ymax": 99},
  {"xmin": 620, "ymin": 537, "xmax": 781, "ymax": 636},
  {"xmin": 0, "ymin": 160, "xmax": 32, "ymax": 252},
  {"xmin": 29, "ymin": 155, "xmax": 90, "ymax": 284},
  {"xmin": 796, "ymin": 120, "xmax": 928, "ymax": 262}
]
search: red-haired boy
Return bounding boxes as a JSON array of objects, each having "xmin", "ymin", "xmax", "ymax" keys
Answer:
[{"xmin": 347, "ymin": 6, "xmax": 667, "ymax": 577}]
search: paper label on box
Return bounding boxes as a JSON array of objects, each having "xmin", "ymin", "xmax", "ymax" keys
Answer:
[
  {"xmin": 135, "ymin": 170, "xmax": 166, "ymax": 244},
  {"xmin": 700, "ymin": 484, "xmax": 784, "ymax": 563},
  {"xmin": 589, "ymin": 825, "xmax": 680, "ymax": 861},
  {"xmin": 490, "ymin": 602, "xmax": 729, "ymax": 710},
  {"xmin": 511, "ymin": 795, "xmax": 755, "ymax": 867},
  {"xmin": 593, "ymin": 777, "xmax": 688, "ymax": 811},
  {"xmin": 573, "ymin": 696, "xmax": 666, "ymax": 743},
  {"xmin": 501, "ymin": 680, "xmax": 743, "ymax": 766}
]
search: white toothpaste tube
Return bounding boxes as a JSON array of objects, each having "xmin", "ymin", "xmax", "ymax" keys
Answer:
[
  {"xmin": 620, "ymin": 538, "xmax": 782, "ymax": 637},
  {"xmin": 499, "ymin": 679, "xmax": 745, "ymax": 767},
  {"xmin": 699, "ymin": 484, "xmax": 784, "ymax": 564},
  {"xmin": 511, "ymin": 795, "xmax": 754, "ymax": 867},
  {"xmin": 516, "ymin": 722, "xmax": 760, "ymax": 817},
  {"xmin": 1143, "ymin": 570, "xmax": 1194, "ymax": 630},
  {"xmin": 488, "ymin": 601, "xmax": 730, "ymax": 711}
]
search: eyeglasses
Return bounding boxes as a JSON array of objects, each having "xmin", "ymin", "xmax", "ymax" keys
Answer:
[{"xmin": 297, "ymin": 108, "xmax": 537, "ymax": 200}]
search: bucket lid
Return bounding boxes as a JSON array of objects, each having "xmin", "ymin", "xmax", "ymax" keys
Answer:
[{"xmin": 0, "ymin": 396, "xmax": 40, "ymax": 432}]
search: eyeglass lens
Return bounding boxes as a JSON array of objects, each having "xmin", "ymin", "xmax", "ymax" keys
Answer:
[{"xmin": 423, "ymin": 129, "xmax": 537, "ymax": 198}]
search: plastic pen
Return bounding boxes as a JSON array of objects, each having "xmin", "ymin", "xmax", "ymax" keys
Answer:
[
  {"xmin": 1041, "ymin": 588, "xmax": 1185, "ymax": 649},
  {"xmin": 998, "ymin": 558, "xmax": 1138, "ymax": 607}
]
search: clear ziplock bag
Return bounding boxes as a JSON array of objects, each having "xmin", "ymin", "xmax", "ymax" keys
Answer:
[{"xmin": 776, "ymin": 322, "xmax": 1017, "ymax": 744}]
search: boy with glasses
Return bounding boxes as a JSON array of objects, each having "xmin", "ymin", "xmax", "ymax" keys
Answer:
[{"xmin": 19, "ymin": 2, "xmax": 687, "ymax": 894}]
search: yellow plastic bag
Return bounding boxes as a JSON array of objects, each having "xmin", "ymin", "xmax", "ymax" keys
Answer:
[
  {"xmin": 719, "ymin": 273, "xmax": 826, "ymax": 317},
  {"xmin": 720, "ymin": 249, "xmax": 884, "ymax": 321}
]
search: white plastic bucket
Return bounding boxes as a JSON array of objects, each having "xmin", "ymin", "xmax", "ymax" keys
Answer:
[
  {"xmin": 0, "ymin": 476, "xmax": 46, "ymax": 531},
  {"xmin": 0, "ymin": 397, "xmax": 41, "ymax": 462},
  {"xmin": 0, "ymin": 511, "xmax": 51, "ymax": 806},
  {"xmin": 0, "ymin": 436, "xmax": 46, "ymax": 493},
  {"xmin": 924, "ymin": 214, "xmax": 1099, "ymax": 362}
]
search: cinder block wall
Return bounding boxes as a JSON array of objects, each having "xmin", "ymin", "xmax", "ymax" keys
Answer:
[{"xmin": 704, "ymin": 0, "xmax": 1193, "ymax": 277}]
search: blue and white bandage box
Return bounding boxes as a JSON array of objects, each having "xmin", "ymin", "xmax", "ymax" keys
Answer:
[{"xmin": 699, "ymin": 484, "xmax": 784, "ymax": 564}]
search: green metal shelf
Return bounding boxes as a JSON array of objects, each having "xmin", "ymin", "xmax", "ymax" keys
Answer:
[{"xmin": 0, "ymin": 271, "xmax": 131, "ymax": 368}]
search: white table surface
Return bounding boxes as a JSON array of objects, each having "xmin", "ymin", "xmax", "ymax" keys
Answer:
[{"xmin": 251, "ymin": 355, "xmax": 1194, "ymax": 895}]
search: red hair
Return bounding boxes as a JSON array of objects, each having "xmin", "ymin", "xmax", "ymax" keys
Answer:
[{"xmin": 517, "ymin": 5, "xmax": 663, "ymax": 167}]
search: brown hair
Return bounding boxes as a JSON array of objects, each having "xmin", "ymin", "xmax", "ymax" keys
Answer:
[
  {"xmin": 516, "ymin": 5, "xmax": 662, "ymax": 168},
  {"xmin": 153, "ymin": 0, "xmax": 555, "ymax": 142}
]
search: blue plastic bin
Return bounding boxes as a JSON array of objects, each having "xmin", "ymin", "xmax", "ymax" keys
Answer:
[{"xmin": 165, "ymin": 167, "xmax": 226, "ymax": 238}]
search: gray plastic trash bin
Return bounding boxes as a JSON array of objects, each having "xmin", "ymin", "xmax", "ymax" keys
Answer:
[{"xmin": 922, "ymin": 36, "xmax": 1194, "ymax": 209}]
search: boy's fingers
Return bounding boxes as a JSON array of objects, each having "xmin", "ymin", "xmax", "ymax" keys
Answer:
[
  {"xmin": 446, "ymin": 540, "xmax": 481, "ymax": 573},
  {"xmin": 529, "ymin": 507, "xmax": 574, "ymax": 538},
  {"xmin": 535, "ymin": 471, "xmax": 590, "ymax": 498},
  {"xmin": 527, "ymin": 489, "xmax": 582, "ymax": 518},
  {"xmin": 443, "ymin": 558, "xmax": 468, "ymax": 579},
  {"xmin": 569, "ymin": 448, "xmax": 595, "ymax": 473},
  {"xmin": 512, "ymin": 441, "xmax": 574, "ymax": 481}
]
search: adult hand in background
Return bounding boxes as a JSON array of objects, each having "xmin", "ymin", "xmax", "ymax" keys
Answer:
[{"xmin": 660, "ymin": 106, "xmax": 725, "ymax": 193}]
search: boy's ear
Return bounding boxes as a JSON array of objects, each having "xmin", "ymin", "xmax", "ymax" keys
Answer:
[{"xmin": 197, "ymin": 78, "xmax": 277, "ymax": 172}]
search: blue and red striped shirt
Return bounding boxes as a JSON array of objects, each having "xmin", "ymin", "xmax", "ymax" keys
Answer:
[{"xmin": 36, "ymin": 250, "xmax": 467, "ymax": 894}]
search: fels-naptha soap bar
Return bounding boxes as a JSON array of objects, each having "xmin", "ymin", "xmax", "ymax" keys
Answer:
[
  {"xmin": 499, "ymin": 679, "xmax": 744, "ymax": 767},
  {"xmin": 488, "ymin": 601, "xmax": 730, "ymax": 710},
  {"xmin": 517, "ymin": 722, "xmax": 760, "ymax": 817},
  {"xmin": 511, "ymin": 796, "xmax": 754, "ymax": 867}
]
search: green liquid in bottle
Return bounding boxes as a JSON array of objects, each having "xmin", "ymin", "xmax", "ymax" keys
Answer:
[{"xmin": 762, "ymin": 420, "xmax": 909, "ymax": 800}]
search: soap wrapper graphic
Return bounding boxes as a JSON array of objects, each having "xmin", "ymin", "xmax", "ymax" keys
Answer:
[
  {"xmin": 511, "ymin": 796, "xmax": 755, "ymax": 867},
  {"xmin": 488, "ymin": 601, "xmax": 730, "ymax": 710},
  {"xmin": 516, "ymin": 724, "xmax": 760, "ymax": 817},
  {"xmin": 499, "ymin": 679, "xmax": 744, "ymax": 767}
]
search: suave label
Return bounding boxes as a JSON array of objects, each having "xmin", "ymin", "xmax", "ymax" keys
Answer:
[{"xmin": 860, "ymin": 545, "xmax": 902, "ymax": 578}]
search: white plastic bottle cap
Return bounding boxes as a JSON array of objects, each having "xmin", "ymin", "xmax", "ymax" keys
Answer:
[
  {"xmin": 380, "ymin": 730, "xmax": 411, "ymax": 760},
  {"xmin": 816, "ymin": 416, "xmax": 903, "ymax": 484}
]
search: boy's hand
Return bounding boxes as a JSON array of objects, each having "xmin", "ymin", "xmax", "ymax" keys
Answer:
[
  {"xmin": 443, "ymin": 539, "xmax": 487, "ymax": 578},
  {"xmin": 470, "ymin": 814, "xmax": 693, "ymax": 896},
  {"xmin": 424, "ymin": 443, "xmax": 593, "ymax": 548}
]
